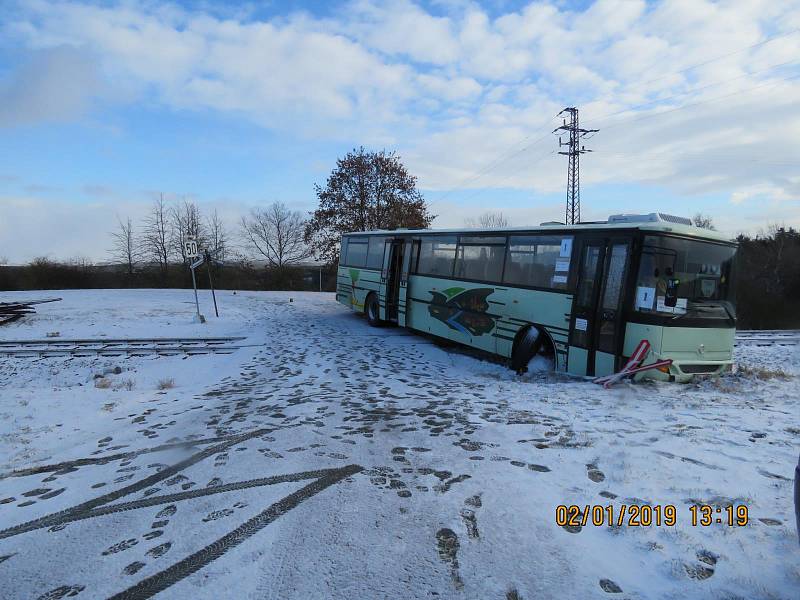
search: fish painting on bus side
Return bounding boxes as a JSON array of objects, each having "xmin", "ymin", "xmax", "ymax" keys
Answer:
[
  {"xmin": 348, "ymin": 268, "xmax": 363, "ymax": 309},
  {"xmin": 428, "ymin": 287, "xmax": 495, "ymax": 336}
]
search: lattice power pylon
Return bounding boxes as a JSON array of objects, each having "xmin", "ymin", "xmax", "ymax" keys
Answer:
[{"xmin": 554, "ymin": 107, "xmax": 598, "ymax": 225}]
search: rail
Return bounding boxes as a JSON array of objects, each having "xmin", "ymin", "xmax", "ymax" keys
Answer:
[{"xmin": 0, "ymin": 336, "xmax": 247, "ymax": 357}]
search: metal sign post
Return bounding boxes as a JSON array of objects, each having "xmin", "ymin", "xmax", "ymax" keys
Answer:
[
  {"xmin": 186, "ymin": 238, "xmax": 205, "ymax": 323},
  {"xmin": 185, "ymin": 239, "xmax": 224, "ymax": 321},
  {"xmin": 205, "ymin": 250, "xmax": 219, "ymax": 317},
  {"xmin": 189, "ymin": 255, "xmax": 205, "ymax": 323}
]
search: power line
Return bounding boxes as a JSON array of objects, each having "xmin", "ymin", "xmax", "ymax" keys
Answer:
[
  {"xmin": 588, "ymin": 58, "xmax": 799, "ymax": 124},
  {"xmin": 632, "ymin": 27, "xmax": 800, "ymax": 89},
  {"xmin": 433, "ymin": 130, "xmax": 553, "ymax": 203},
  {"xmin": 429, "ymin": 29, "xmax": 800, "ymax": 200},
  {"xmin": 452, "ymin": 148, "xmax": 556, "ymax": 205},
  {"xmin": 598, "ymin": 70, "xmax": 800, "ymax": 131}
]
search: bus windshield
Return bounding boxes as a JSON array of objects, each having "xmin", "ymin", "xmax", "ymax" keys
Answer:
[{"xmin": 634, "ymin": 235, "xmax": 736, "ymax": 323}]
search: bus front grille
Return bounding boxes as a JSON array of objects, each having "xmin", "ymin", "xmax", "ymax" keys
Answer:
[{"xmin": 679, "ymin": 364, "xmax": 722, "ymax": 374}]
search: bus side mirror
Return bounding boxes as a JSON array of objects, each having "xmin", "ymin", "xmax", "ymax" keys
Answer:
[{"xmin": 665, "ymin": 278, "xmax": 680, "ymax": 307}]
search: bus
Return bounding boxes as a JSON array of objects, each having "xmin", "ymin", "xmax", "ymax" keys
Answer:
[{"xmin": 335, "ymin": 213, "xmax": 737, "ymax": 383}]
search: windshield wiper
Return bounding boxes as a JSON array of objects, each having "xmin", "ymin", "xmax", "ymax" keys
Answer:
[{"xmin": 670, "ymin": 301, "xmax": 735, "ymax": 323}]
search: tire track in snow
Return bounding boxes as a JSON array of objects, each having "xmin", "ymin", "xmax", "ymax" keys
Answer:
[
  {"xmin": 0, "ymin": 432, "xmax": 269, "ymax": 480},
  {"xmin": 0, "ymin": 468, "xmax": 358, "ymax": 537},
  {"xmin": 0, "ymin": 428, "xmax": 269, "ymax": 541},
  {"xmin": 108, "ymin": 464, "xmax": 363, "ymax": 600}
]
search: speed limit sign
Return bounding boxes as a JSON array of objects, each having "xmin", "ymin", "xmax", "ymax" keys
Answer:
[{"xmin": 185, "ymin": 239, "xmax": 199, "ymax": 258}]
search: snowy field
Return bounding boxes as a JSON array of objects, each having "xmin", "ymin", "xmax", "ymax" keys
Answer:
[{"xmin": 0, "ymin": 289, "xmax": 798, "ymax": 600}]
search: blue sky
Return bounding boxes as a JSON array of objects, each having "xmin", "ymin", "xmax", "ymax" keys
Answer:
[{"xmin": 1, "ymin": 0, "xmax": 799, "ymax": 262}]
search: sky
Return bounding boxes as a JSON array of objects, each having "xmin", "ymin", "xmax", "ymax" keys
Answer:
[{"xmin": 0, "ymin": 0, "xmax": 799, "ymax": 263}]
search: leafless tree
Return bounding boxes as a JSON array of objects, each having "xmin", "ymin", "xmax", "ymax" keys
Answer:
[
  {"xmin": 692, "ymin": 213, "xmax": 716, "ymax": 230},
  {"xmin": 206, "ymin": 209, "xmax": 228, "ymax": 261},
  {"xmin": 142, "ymin": 194, "xmax": 171, "ymax": 272},
  {"xmin": 171, "ymin": 197, "xmax": 207, "ymax": 264},
  {"xmin": 465, "ymin": 211, "xmax": 509, "ymax": 228},
  {"xmin": 241, "ymin": 202, "xmax": 312, "ymax": 269},
  {"xmin": 109, "ymin": 216, "xmax": 139, "ymax": 275}
]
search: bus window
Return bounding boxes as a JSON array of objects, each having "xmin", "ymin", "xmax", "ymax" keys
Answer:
[
  {"xmin": 339, "ymin": 237, "xmax": 348, "ymax": 265},
  {"xmin": 635, "ymin": 235, "xmax": 736, "ymax": 321},
  {"xmin": 455, "ymin": 236, "xmax": 505, "ymax": 282},
  {"xmin": 366, "ymin": 237, "xmax": 386, "ymax": 269},
  {"xmin": 417, "ymin": 236, "xmax": 457, "ymax": 277},
  {"xmin": 504, "ymin": 235, "xmax": 572, "ymax": 290},
  {"xmin": 346, "ymin": 237, "xmax": 368, "ymax": 267}
]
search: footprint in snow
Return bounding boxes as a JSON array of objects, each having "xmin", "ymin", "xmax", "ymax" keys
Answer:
[
  {"xmin": 684, "ymin": 550, "xmax": 717, "ymax": 580},
  {"xmin": 102, "ymin": 538, "xmax": 139, "ymax": 555},
  {"xmin": 146, "ymin": 542, "xmax": 172, "ymax": 558},
  {"xmin": 123, "ymin": 561, "xmax": 146, "ymax": 575},
  {"xmin": 586, "ymin": 462, "xmax": 605, "ymax": 482},
  {"xmin": 599, "ymin": 579, "xmax": 622, "ymax": 593},
  {"xmin": 35, "ymin": 585, "xmax": 86, "ymax": 600},
  {"xmin": 203, "ymin": 508, "xmax": 234, "ymax": 522}
]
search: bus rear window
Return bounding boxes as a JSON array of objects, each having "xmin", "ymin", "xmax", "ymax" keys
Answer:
[{"xmin": 344, "ymin": 237, "xmax": 368, "ymax": 267}]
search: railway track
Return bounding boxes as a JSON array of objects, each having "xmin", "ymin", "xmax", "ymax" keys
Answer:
[
  {"xmin": 0, "ymin": 331, "xmax": 795, "ymax": 358},
  {"xmin": 735, "ymin": 330, "xmax": 800, "ymax": 346},
  {"xmin": 0, "ymin": 336, "xmax": 247, "ymax": 357}
]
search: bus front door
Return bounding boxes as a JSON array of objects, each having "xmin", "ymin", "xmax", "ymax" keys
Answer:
[
  {"xmin": 568, "ymin": 237, "xmax": 631, "ymax": 377},
  {"xmin": 380, "ymin": 239, "xmax": 408, "ymax": 325}
]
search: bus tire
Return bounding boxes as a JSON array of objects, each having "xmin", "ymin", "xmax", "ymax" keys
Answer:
[
  {"xmin": 365, "ymin": 293, "xmax": 382, "ymax": 327},
  {"xmin": 512, "ymin": 326, "xmax": 545, "ymax": 373}
]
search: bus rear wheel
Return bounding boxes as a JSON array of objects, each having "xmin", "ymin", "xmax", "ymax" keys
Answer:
[
  {"xmin": 366, "ymin": 293, "xmax": 382, "ymax": 327},
  {"xmin": 512, "ymin": 326, "xmax": 547, "ymax": 373}
]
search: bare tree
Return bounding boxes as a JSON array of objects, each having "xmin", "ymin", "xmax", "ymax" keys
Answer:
[
  {"xmin": 171, "ymin": 197, "xmax": 207, "ymax": 264},
  {"xmin": 206, "ymin": 209, "xmax": 228, "ymax": 261},
  {"xmin": 241, "ymin": 202, "xmax": 312, "ymax": 269},
  {"xmin": 465, "ymin": 211, "xmax": 509, "ymax": 228},
  {"xmin": 142, "ymin": 194, "xmax": 171, "ymax": 272},
  {"xmin": 692, "ymin": 213, "xmax": 716, "ymax": 230},
  {"xmin": 109, "ymin": 216, "xmax": 138, "ymax": 275}
]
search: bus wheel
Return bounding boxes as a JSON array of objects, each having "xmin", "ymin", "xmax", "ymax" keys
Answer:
[
  {"xmin": 512, "ymin": 326, "xmax": 545, "ymax": 373},
  {"xmin": 366, "ymin": 293, "xmax": 382, "ymax": 327}
]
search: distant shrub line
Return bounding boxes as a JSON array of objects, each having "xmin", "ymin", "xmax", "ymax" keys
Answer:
[{"xmin": 0, "ymin": 260, "xmax": 337, "ymax": 294}]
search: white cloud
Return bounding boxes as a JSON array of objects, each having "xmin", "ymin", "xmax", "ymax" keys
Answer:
[
  {"xmin": 0, "ymin": 45, "xmax": 101, "ymax": 125},
  {"xmin": 1, "ymin": 0, "xmax": 799, "ymax": 245}
]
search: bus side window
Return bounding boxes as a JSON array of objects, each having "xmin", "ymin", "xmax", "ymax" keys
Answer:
[
  {"xmin": 366, "ymin": 236, "xmax": 385, "ymax": 269},
  {"xmin": 504, "ymin": 235, "xmax": 572, "ymax": 290},
  {"xmin": 410, "ymin": 240, "xmax": 420, "ymax": 274},
  {"xmin": 346, "ymin": 237, "xmax": 369, "ymax": 268},
  {"xmin": 454, "ymin": 236, "xmax": 506, "ymax": 282},
  {"xmin": 340, "ymin": 237, "xmax": 349, "ymax": 265},
  {"xmin": 417, "ymin": 236, "xmax": 457, "ymax": 277}
]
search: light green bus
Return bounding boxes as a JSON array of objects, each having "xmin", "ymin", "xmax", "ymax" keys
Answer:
[{"xmin": 335, "ymin": 213, "xmax": 737, "ymax": 382}]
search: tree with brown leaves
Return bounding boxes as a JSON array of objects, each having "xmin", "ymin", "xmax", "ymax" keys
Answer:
[{"xmin": 305, "ymin": 147, "xmax": 434, "ymax": 264}]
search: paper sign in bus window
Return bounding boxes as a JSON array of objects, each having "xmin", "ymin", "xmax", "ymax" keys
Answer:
[
  {"xmin": 636, "ymin": 286, "xmax": 655, "ymax": 310},
  {"xmin": 575, "ymin": 317, "xmax": 588, "ymax": 331},
  {"xmin": 552, "ymin": 274, "xmax": 568, "ymax": 284},
  {"xmin": 560, "ymin": 238, "xmax": 572, "ymax": 258},
  {"xmin": 555, "ymin": 259, "xmax": 570, "ymax": 272}
]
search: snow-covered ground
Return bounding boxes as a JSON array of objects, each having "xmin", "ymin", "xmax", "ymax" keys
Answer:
[{"xmin": 0, "ymin": 289, "xmax": 798, "ymax": 600}]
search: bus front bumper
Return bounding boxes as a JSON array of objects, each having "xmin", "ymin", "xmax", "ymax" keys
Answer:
[{"xmin": 635, "ymin": 357, "xmax": 733, "ymax": 383}]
